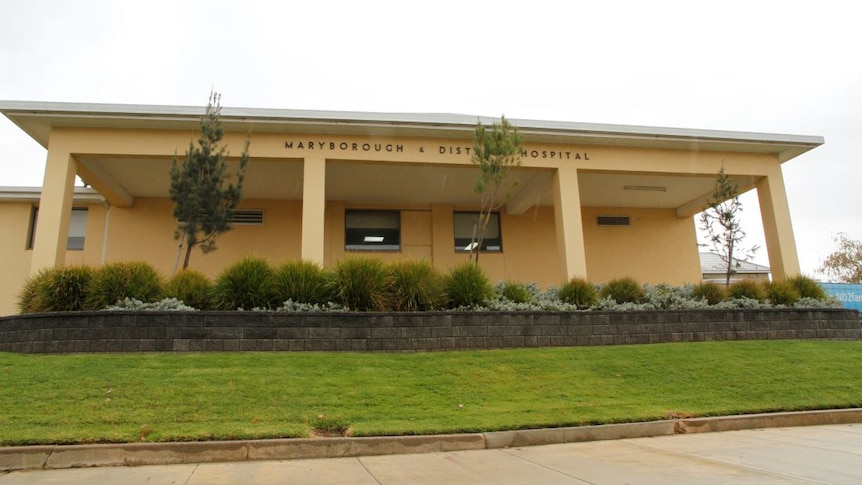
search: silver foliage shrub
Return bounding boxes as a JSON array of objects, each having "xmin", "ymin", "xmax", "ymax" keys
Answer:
[
  {"xmin": 103, "ymin": 297, "xmax": 197, "ymax": 311},
  {"xmin": 274, "ymin": 299, "xmax": 347, "ymax": 312}
]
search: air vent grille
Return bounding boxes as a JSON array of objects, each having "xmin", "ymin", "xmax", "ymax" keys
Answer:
[
  {"xmin": 597, "ymin": 216, "xmax": 630, "ymax": 226},
  {"xmin": 231, "ymin": 209, "xmax": 264, "ymax": 225}
]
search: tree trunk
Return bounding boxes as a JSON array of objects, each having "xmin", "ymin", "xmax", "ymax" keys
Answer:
[{"xmin": 183, "ymin": 243, "xmax": 194, "ymax": 270}]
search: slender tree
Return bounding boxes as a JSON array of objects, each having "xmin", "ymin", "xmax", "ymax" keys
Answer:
[
  {"xmin": 699, "ymin": 166, "xmax": 759, "ymax": 285},
  {"xmin": 819, "ymin": 232, "xmax": 862, "ymax": 283},
  {"xmin": 170, "ymin": 92, "xmax": 249, "ymax": 270},
  {"xmin": 469, "ymin": 116, "xmax": 523, "ymax": 264}
]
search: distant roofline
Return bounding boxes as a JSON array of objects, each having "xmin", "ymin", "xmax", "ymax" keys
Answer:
[
  {"xmin": 0, "ymin": 100, "xmax": 824, "ymax": 162},
  {"xmin": 0, "ymin": 186, "xmax": 104, "ymax": 203},
  {"xmin": 699, "ymin": 251, "xmax": 771, "ymax": 273}
]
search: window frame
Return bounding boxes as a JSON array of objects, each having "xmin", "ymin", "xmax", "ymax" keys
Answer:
[
  {"xmin": 344, "ymin": 209, "xmax": 401, "ymax": 251},
  {"xmin": 27, "ymin": 207, "xmax": 88, "ymax": 251},
  {"xmin": 453, "ymin": 211, "xmax": 503, "ymax": 253}
]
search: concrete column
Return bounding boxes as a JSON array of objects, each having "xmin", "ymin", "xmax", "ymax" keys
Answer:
[
  {"xmin": 552, "ymin": 165, "xmax": 588, "ymax": 281},
  {"xmin": 301, "ymin": 155, "xmax": 326, "ymax": 265},
  {"xmin": 30, "ymin": 150, "xmax": 77, "ymax": 275},
  {"xmin": 757, "ymin": 170, "xmax": 801, "ymax": 280}
]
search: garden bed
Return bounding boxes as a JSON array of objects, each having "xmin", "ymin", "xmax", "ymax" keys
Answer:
[{"xmin": 1, "ymin": 308, "xmax": 859, "ymax": 353}]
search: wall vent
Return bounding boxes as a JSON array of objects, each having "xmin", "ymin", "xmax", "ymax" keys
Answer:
[
  {"xmin": 597, "ymin": 216, "xmax": 630, "ymax": 226},
  {"xmin": 231, "ymin": 209, "xmax": 264, "ymax": 225}
]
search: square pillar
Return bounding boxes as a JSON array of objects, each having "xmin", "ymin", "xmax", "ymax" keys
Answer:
[
  {"xmin": 757, "ymin": 171, "xmax": 801, "ymax": 280},
  {"xmin": 552, "ymin": 165, "xmax": 588, "ymax": 282},
  {"xmin": 30, "ymin": 150, "xmax": 77, "ymax": 275},
  {"xmin": 301, "ymin": 155, "xmax": 326, "ymax": 265}
]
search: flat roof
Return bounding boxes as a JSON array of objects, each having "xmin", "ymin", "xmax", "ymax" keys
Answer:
[{"xmin": 0, "ymin": 100, "xmax": 824, "ymax": 162}]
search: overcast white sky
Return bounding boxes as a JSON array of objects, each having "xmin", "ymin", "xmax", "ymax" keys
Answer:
[{"xmin": 1, "ymin": 0, "xmax": 860, "ymax": 277}]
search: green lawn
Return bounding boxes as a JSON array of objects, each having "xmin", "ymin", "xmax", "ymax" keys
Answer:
[{"xmin": 1, "ymin": 340, "xmax": 861, "ymax": 445}]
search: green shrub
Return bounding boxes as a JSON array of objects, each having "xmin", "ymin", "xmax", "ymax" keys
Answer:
[
  {"xmin": 40, "ymin": 265, "xmax": 94, "ymax": 312},
  {"xmin": 727, "ymin": 279, "xmax": 766, "ymax": 301},
  {"xmin": 444, "ymin": 262, "xmax": 493, "ymax": 308},
  {"xmin": 17, "ymin": 268, "xmax": 53, "ymax": 314},
  {"xmin": 787, "ymin": 275, "xmax": 827, "ymax": 300},
  {"xmin": 499, "ymin": 280, "xmax": 533, "ymax": 304},
  {"xmin": 691, "ymin": 282, "xmax": 726, "ymax": 305},
  {"xmin": 163, "ymin": 270, "xmax": 213, "ymax": 310},
  {"xmin": 557, "ymin": 277, "xmax": 597, "ymax": 309},
  {"xmin": 599, "ymin": 277, "xmax": 644, "ymax": 304},
  {"xmin": 20, "ymin": 269, "xmax": 52, "ymax": 314},
  {"xmin": 389, "ymin": 260, "xmax": 445, "ymax": 311},
  {"xmin": 331, "ymin": 257, "xmax": 391, "ymax": 311},
  {"xmin": 764, "ymin": 280, "xmax": 801, "ymax": 306},
  {"xmin": 85, "ymin": 261, "xmax": 163, "ymax": 310},
  {"xmin": 211, "ymin": 256, "xmax": 276, "ymax": 310},
  {"xmin": 273, "ymin": 260, "xmax": 333, "ymax": 306}
]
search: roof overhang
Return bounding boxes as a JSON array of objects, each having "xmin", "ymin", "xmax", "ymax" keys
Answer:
[{"xmin": 0, "ymin": 100, "xmax": 824, "ymax": 163}]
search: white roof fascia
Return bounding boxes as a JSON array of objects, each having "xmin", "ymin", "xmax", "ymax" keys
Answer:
[{"xmin": 0, "ymin": 100, "xmax": 824, "ymax": 162}]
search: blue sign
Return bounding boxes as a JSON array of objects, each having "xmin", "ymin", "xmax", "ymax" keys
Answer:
[{"xmin": 820, "ymin": 283, "xmax": 862, "ymax": 312}]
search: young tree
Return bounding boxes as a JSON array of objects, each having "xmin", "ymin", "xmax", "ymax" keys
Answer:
[
  {"xmin": 469, "ymin": 116, "xmax": 523, "ymax": 264},
  {"xmin": 170, "ymin": 92, "xmax": 249, "ymax": 270},
  {"xmin": 698, "ymin": 166, "xmax": 759, "ymax": 286},
  {"xmin": 819, "ymin": 233, "xmax": 862, "ymax": 283}
]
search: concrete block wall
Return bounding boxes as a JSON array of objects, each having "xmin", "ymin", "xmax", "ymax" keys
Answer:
[{"xmin": 0, "ymin": 309, "xmax": 859, "ymax": 353}]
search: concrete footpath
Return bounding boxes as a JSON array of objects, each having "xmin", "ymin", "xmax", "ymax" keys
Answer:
[{"xmin": 1, "ymin": 410, "xmax": 861, "ymax": 484}]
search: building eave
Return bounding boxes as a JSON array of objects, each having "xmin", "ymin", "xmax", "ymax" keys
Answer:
[{"xmin": 0, "ymin": 100, "xmax": 824, "ymax": 162}]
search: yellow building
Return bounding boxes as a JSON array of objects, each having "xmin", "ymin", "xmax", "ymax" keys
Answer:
[{"xmin": 0, "ymin": 101, "xmax": 822, "ymax": 315}]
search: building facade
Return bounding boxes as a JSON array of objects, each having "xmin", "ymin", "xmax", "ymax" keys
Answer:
[{"xmin": 0, "ymin": 101, "xmax": 822, "ymax": 315}]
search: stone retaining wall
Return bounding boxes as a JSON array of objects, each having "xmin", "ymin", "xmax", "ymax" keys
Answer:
[{"xmin": 1, "ymin": 308, "xmax": 859, "ymax": 353}]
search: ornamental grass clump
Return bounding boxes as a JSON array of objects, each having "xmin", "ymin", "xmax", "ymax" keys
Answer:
[
  {"xmin": 17, "ymin": 269, "xmax": 49, "ymax": 314},
  {"xmin": 499, "ymin": 280, "xmax": 533, "ymax": 304},
  {"xmin": 389, "ymin": 260, "xmax": 445, "ymax": 311},
  {"xmin": 787, "ymin": 275, "xmax": 827, "ymax": 300},
  {"xmin": 163, "ymin": 270, "xmax": 213, "ymax": 310},
  {"xmin": 599, "ymin": 277, "xmax": 644, "ymax": 304},
  {"xmin": 273, "ymin": 260, "xmax": 333, "ymax": 306},
  {"xmin": 17, "ymin": 267, "xmax": 93, "ymax": 313},
  {"xmin": 211, "ymin": 256, "xmax": 276, "ymax": 310},
  {"xmin": 85, "ymin": 261, "xmax": 163, "ymax": 310},
  {"xmin": 444, "ymin": 262, "xmax": 493, "ymax": 309},
  {"xmin": 37, "ymin": 265, "xmax": 94, "ymax": 312},
  {"xmin": 691, "ymin": 282, "xmax": 726, "ymax": 305},
  {"xmin": 331, "ymin": 257, "xmax": 391, "ymax": 311},
  {"xmin": 764, "ymin": 280, "xmax": 801, "ymax": 307},
  {"xmin": 727, "ymin": 279, "xmax": 766, "ymax": 302},
  {"xmin": 557, "ymin": 277, "xmax": 597, "ymax": 309}
]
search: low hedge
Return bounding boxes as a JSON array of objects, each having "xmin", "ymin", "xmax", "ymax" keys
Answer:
[{"xmin": 17, "ymin": 258, "xmax": 839, "ymax": 313}]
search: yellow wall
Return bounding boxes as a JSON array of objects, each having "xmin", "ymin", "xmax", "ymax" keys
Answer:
[
  {"xmin": 0, "ymin": 201, "xmax": 104, "ymax": 314},
  {"xmin": 103, "ymin": 198, "xmax": 303, "ymax": 278},
  {"xmin": 0, "ymin": 203, "xmax": 34, "ymax": 314},
  {"xmin": 582, "ymin": 207, "xmax": 701, "ymax": 285}
]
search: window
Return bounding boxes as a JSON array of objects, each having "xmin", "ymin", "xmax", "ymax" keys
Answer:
[
  {"xmin": 345, "ymin": 210, "xmax": 400, "ymax": 251},
  {"xmin": 28, "ymin": 207, "xmax": 88, "ymax": 250},
  {"xmin": 454, "ymin": 212, "xmax": 502, "ymax": 252}
]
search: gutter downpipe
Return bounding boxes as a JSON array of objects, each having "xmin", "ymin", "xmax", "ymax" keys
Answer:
[{"xmin": 100, "ymin": 201, "xmax": 110, "ymax": 265}]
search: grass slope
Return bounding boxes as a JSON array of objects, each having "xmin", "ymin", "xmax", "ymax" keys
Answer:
[{"xmin": 1, "ymin": 340, "xmax": 861, "ymax": 445}]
